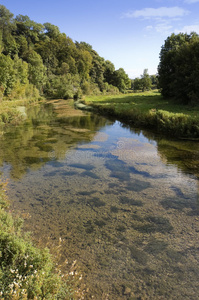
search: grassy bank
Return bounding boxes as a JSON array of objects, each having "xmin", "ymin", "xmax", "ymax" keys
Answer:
[{"xmin": 85, "ymin": 90, "xmax": 199, "ymax": 138}]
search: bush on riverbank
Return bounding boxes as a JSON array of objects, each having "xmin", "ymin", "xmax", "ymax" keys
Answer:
[
  {"xmin": 0, "ymin": 91, "xmax": 42, "ymax": 127},
  {"xmin": 85, "ymin": 90, "xmax": 199, "ymax": 138},
  {"xmin": 0, "ymin": 179, "xmax": 85, "ymax": 299}
]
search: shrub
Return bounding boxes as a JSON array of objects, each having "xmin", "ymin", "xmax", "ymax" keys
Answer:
[{"xmin": 150, "ymin": 109, "xmax": 199, "ymax": 137}]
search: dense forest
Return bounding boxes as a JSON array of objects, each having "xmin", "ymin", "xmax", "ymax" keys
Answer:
[{"xmin": 0, "ymin": 5, "xmax": 132, "ymax": 101}]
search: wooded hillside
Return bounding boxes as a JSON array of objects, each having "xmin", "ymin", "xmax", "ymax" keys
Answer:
[{"xmin": 0, "ymin": 5, "xmax": 131, "ymax": 100}]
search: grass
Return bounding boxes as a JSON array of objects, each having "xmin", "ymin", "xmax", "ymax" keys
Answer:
[{"xmin": 85, "ymin": 90, "xmax": 199, "ymax": 138}]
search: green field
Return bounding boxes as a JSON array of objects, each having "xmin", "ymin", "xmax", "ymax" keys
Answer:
[{"xmin": 85, "ymin": 90, "xmax": 199, "ymax": 138}]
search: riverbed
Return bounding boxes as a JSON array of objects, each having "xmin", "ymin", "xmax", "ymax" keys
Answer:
[{"xmin": 1, "ymin": 100, "xmax": 199, "ymax": 299}]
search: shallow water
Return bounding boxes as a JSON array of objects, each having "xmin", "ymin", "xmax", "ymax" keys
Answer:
[{"xmin": 1, "ymin": 100, "xmax": 199, "ymax": 299}]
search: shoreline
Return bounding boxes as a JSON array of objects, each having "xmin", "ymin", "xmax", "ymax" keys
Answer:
[{"xmin": 84, "ymin": 91, "xmax": 199, "ymax": 139}]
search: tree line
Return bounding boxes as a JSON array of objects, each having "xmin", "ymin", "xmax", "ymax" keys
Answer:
[{"xmin": 0, "ymin": 5, "xmax": 132, "ymax": 100}]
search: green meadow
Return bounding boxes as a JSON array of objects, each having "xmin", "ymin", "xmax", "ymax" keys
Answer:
[{"xmin": 85, "ymin": 90, "xmax": 199, "ymax": 138}]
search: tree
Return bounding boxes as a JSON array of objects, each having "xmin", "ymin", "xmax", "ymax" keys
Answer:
[
  {"xmin": 77, "ymin": 49, "xmax": 92, "ymax": 80},
  {"xmin": 158, "ymin": 32, "xmax": 199, "ymax": 104},
  {"xmin": 132, "ymin": 77, "xmax": 142, "ymax": 91},
  {"xmin": 43, "ymin": 22, "xmax": 60, "ymax": 39},
  {"xmin": 0, "ymin": 4, "xmax": 133, "ymax": 98},
  {"xmin": 150, "ymin": 74, "xmax": 158, "ymax": 89},
  {"xmin": 24, "ymin": 50, "xmax": 46, "ymax": 91},
  {"xmin": 0, "ymin": 5, "xmax": 17, "ymax": 56},
  {"xmin": 132, "ymin": 70, "xmax": 152, "ymax": 92},
  {"xmin": 111, "ymin": 68, "xmax": 131, "ymax": 92},
  {"xmin": 104, "ymin": 60, "xmax": 115, "ymax": 85},
  {"xmin": 0, "ymin": 53, "xmax": 15, "ymax": 95},
  {"xmin": 13, "ymin": 55, "xmax": 29, "ymax": 85},
  {"xmin": 90, "ymin": 55, "xmax": 105, "ymax": 91},
  {"xmin": 15, "ymin": 14, "xmax": 44, "ymax": 46},
  {"xmin": 34, "ymin": 39, "xmax": 59, "ymax": 75},
  {"xmin": 140, "ymin": 69, "xmax": 152, "ymax": 91}
]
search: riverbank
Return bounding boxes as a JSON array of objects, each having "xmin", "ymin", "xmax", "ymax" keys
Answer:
[
  {"xmin": 0, "ymin": 97, "xmax": 41, "ymax": 128},
  {"xmin": 85, "ymin": 90, "xmax": 199, "ymax": 138}
]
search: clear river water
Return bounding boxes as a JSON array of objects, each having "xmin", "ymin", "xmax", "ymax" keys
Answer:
[{"xmin": 0, "ymin": 100, "xmax": 199, "ymax": 299}]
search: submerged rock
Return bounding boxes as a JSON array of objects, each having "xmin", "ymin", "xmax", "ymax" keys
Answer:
[{"xmin": 74, "ymin": 101, "xmax": 93, "ymax": 111}]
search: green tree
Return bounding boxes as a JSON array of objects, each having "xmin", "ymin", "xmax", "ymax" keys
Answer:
[
  {"xmin": 104, "ymin": 60, "xmax": 115, "ymax": 85},
  {"xmin": 158, "ymin": 32, "xmax": 199, "ymax": 104},
  {"xmin": 150, "ymin": 74, "xmax": 158, "ymax": 89},
  {"xmin": 45, "ymin": 74, "xmax": 80, "ymax": 99},
  {"xmin": 112, "ymin": 68, "xmax": 131, "ymax": 92},
  {"xmin": 141, "ymin": 69, "xmax": 152, "ymax": 91},
  {"xmin": 0, "ymin": 4, "xmax": 134, "ymax": 98},
  {"xmin": 0, "ymin": 53, "xmax": 16, "ymax": 95},
  {"xmin": 34, "ymin": 39, "xmax": 59, "ymax": 75},
  {"xmin": 132, "ymin": 77, "xmax": 142, "ymax": 91},
  {"xmin": 15, "ymin": 35, "xmax": 29, "ymax": 58},
  {"xmin": 0, "ymin": 5, "xmax": 17, "ymax": 56},
  {"xmin": 24, "ymin": 50, "xmax": 46, "ymax": 91},
  {"xmin": 15, "ymin": 14, "xmax": 44, "ymax": 46},
  {"xmin": 13, "ymin": 55, "xmax": 29, "ymax": 85},
  {"xmin": 90, "ymin": 54, "xmax": 105, "ymax": 91},
  {"xmin": 43, "ymin": 22, "xmax": 60, "ymax": 39},
  {"xmin": 77, "ymin": 49, "xmax": 93, "ymax": 80}
]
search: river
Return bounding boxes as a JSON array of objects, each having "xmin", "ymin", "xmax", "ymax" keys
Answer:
[{"xmin": 0, "ymin": 100, "xmax": 199, "ymax": 299}]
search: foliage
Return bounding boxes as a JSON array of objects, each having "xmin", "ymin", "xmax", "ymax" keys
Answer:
[
  {"xmin": 158, "ymin": 32, "xmax": 199, "ymax": 104},
  {"xmin": 0, "ymin": 53, "xmax": 16, "ymax": 95},
  {"xmin": 132, "ymin": 69, "xmax": 153, "ymax": 92},
  {"xmin": 0, "ymin": 4, "xmax": 132, "ymax": 100},
  {"xmin": 141, "ymin": 69, "xmax": 152, "ymax": 91},
  {"xmin": 0, "ymin": 179, "xmax": 86, "ymax": 299},
  {"xmin": 111, "ymin": 68, "xmax": 131, "ymax": 92},
  {"xmin": 23, "ymin": 50, "xmax": 46, "ymax": 91},
  {"xmin": 45, "ymin": 74, "xmax": 80, "ymax": 99}
]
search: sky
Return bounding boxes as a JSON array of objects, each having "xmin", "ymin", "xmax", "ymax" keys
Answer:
[{"xmin": 1, "ymin": 0, "xmax": 199, "ymax": 78}]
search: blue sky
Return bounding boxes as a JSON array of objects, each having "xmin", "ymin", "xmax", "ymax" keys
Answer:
[{"xmin": 1, "ymin": 0, "xmax": 199, "ymax": 78}]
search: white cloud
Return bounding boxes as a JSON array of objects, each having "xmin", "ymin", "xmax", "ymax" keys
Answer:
[
  {"xmin": 184, "ymin": 0, "xmax": 199, "ymax": 3},
  {"xmin": 145, "ymin": 25, "xmax": 153, "ymax": 31},
  {"xmin": 145, "ymin": 23, "xmax": 173, "ymax": 34},
  {"xmin": 155, "ymin": 23, "xmax": 173, "ymax": 33},
  {"xmin": 175, "ymin": 24, "xmax": 199, "ymax": 33},
  {"xmin": 123, "ymin": 7, "xmax": 189, "ymax": 19}
]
